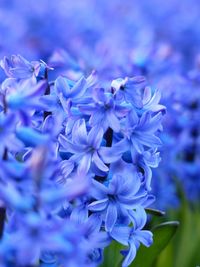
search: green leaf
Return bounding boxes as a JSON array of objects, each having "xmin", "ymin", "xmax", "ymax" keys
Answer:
[
  {"xmin": 174, "ymin": 200, "xmax": 200, "ymax": 267},
  {"xmin": 156, "ymin": 242, "xmax": 173, "ymax": 267},
  {"xmin": 100, "ymin": 241, "xmax": 124, "ymax": 267},
  {"xmin": 130, "ymin": 221, "xmax": 179, "ymax": 267},
  {"xmin": 145, "ymin": 208, "xmax": 165, "ymax": 217}
]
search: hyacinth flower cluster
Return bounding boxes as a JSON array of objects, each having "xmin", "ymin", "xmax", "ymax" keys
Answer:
[
  {"xmin": 148, "ymin": 64, "xmax": 200, "ymax": 209},
  {"xmin": 119, "ymin": 40, "xmax": 200, "ymax": 210},
  {"xmin": 0, "ymin": 55, "xmax": 165, "ymax": 267}
]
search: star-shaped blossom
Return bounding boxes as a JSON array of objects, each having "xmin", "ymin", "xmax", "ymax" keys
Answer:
[
  {"xmin": 122, "ymin": 110, "xmax": 163, "ymax": 153},
  {"xmin": 88, "ymin": 173, "xmax": 148, "ymax": 232},
  {"xmin": 79, "ymin": 87, "xmax": 131, "ymax": 132},
  {"xmin": 58, "ymin": 119, "xmax": 109, "ymax": 174},
  {"xmin": 111, "ymin": 76, "xmax": 146, "ymax": 108},
  {"xmin": 0, "ymin": 55, "xmax": 41, "ymax": 80},
  {"xmin": 123, "ymin": 148, "xmax": 161, "ymax": 190},
  {"xmin": 40, "ymin": 71, "xmax": 97, "ymax": 119},
  {"xmin": 110, "ymin": 207, "xmax": 153, "ymax": 267},
  {"xmin": 142, "ymin": 86, "xmax": 166, "ymax": 113}
]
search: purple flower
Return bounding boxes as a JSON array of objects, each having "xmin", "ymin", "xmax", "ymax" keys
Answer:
[
  {"xmin": 1, "ymin": 78, "xmax": 47, "ymax": 116},
  {"xmin": 122, "ymin": 110, "xmax": 163, "ymax": 153},
  {"xmin": 3, "ymin": 212, "xmax": 91, "ymax": 267},
  {"xmin": 142, "ymin": 87, "xmax": 166, "ymax": 113},
  {"xmin": 16, "ymin": 127, "xmax": 50, "ymax": 147},
  {"xmin": 110, "ymin": 208, "xmax": 153, "ymax": 267},
  {"xmin": 0, "ymin": 55, "xmax": 41, "ymax": 79},
  {"xmin": 0, "ymin": 112, "xmax": 23, "ymax": 157},
  {"xmin": 59, "ymin": 119, "xmax": 109, "ymax": 174},
  {"xmin": 49, "ymin": 49, "xmax": 81, "ymax": 72},
  {"xmin": 111, "ymin": 76, "xmax": 146, "ymax": 108},
  {"xmin": 125, "ymin": 148, "xmax": 161, "ymax": 190},
  {"xmin": 88, "ymin": 173, "xmax": 148, "ymax": 232},
  {"xmin": 0, "ymin": 48, "xmax": 165, "ymax": 266},
  {"xmin": 40, "ymin": 71, "xmax": 97, "ymax": 118},
  {"xmin": 79, "ymin": 87, "xmax": 130, "ymax": 132}
]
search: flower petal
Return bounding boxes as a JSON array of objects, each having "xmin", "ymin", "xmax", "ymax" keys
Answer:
[
  {"xmin": 89, "ymin": 111, "xmax": 104, "ymax": 127},
  {"xmin": 135, "ymin": 230, "xmax": 153, "ymax": 247},
  {"xmin": 72, "ymin": 119, "xmax": 88, "ymax": 145},
  {"xmin": 99, "ymin": 139, "xmax": 129, "ymax": 163},
  {"xmin": 58, "ymin": 134, "xmax": 84, "ymax": 153},
  {"xmin": 71, "ymin": 76, "xmax": 87, "ymax": 98},
  {"xmin": 92, "ymin": 152, "xmax": 109, "ymax": 172},
  {"xmin": 110, "ymin": 226, "xmax": 130, "ymax": 246},
  {"xmin": 77, "ymin": 153, "xmax": 92, "ymax": 174},
  {"xmin": 88, "ymin": 199, "xmax": 108, "ymax": 212},
  {"xmin": 55, "ymin": 76, "xmax": 70, "ymax": 97},
  {"xmin": 88, "ymin": 127, "xmax": 104, "ymax": 149},
  {"xmin": 105, "ymin": 202, "xmax": 118, "ymax": 232},
  {"xmin": 106, "ymin": 111, "xmax": 120, "ymax": 132},
  {"xmin": 129, "ymin": 207, "xmax": 147, "ymax": 230},
  {"xmin": 122, "ymin": 243, "xmax": 137, "ymax": 267}
]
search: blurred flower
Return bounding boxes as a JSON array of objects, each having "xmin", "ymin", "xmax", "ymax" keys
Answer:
[{"xmin": 0, "ymin": 55, "xmax": 41, "ymax": 79}]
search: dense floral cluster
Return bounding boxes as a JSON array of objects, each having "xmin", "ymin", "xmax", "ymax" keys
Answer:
[
  {"xmin": 151, "ymin": 65, "xmax": 200, "ymax": 209},
  {"xmin": 0, "ymin": 55, "xmax": 165, "ymax": 266},
  {"xmin": 0, "ymin": 0, "xmax": 200, "ymax": 266}
]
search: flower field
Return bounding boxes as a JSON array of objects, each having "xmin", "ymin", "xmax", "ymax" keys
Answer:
[{"xmin": 0, "ymin": 1, "xmax": 199, "ymax": 266}]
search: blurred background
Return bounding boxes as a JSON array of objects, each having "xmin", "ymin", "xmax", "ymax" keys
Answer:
[{"xmin": 0, "ymin": 0, "xmax": 200, "ymax": 266}]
